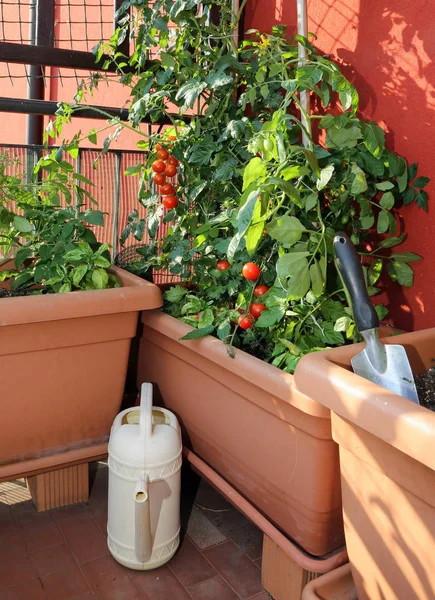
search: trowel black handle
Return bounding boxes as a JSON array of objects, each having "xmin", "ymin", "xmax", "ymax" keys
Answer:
[{"xmin": 333, "ymin": 232, "xmax": 379, "ymax": 333}]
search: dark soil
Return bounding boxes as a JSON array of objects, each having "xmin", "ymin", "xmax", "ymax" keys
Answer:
[
  {"xmin": 0, "ymin": 287, "xmax": 33, "ymax": 298},
  {"xmin": 415, "ymin": 367, "xmax": 435, "ymax": 411}
]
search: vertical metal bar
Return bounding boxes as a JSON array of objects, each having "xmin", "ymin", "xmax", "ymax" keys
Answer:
[
  {"xmin": 27, "ymin": 0, "xmax": 45, "ymax": 146},
  {"xmin": 37, "ymin": 0, "xmax": 55, "ymax": 46},
  {"xmin": 296, "ymin": 0, "xmax": 311, "ymax": 147},
  {"xmin": 112, "ymin": 152, "xmax": 121, "ymax": 258},
  {"xmin": 231, "ymin": 0, "xmax": 240, "ymax": 49}
]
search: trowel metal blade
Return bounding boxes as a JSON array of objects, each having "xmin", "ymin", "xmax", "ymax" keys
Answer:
[{"xmin": 351, "ymin": 343, "xmax": 419, "ymax": 403}]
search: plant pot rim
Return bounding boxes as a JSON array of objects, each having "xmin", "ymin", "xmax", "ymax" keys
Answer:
[
  {"xmin": 0, "ymin": 260, "xmax": 162, "ymax": 326},
  {"xmin": 294, "ymin": 327, "xmax": 435, "ymax": 470},
  {"xmin": 142, "ymin": 309, "xmax": 334, "ymax": 419}
]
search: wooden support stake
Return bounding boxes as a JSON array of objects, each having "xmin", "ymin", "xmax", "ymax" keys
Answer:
[
  {"xmin": 26, "ymin": 463, "xmax": 89, "ymax": 512},
  {"xmin": 262, "ymin": 534, "xmax": 320, "ymax": 600}
]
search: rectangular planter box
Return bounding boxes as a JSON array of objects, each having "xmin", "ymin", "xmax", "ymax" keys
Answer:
[
  {"xmin": 138, "ymin": 310, "xmax": 345, "ymax": 557},
  {"xmin": 0, "ymin": 265, "xmax": 162, "ymax": 481},
  {"xmin": 295, "ymin": 327, "xmax": 435, "ymax": 600}
]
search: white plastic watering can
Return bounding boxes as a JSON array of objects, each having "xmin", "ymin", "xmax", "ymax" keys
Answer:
[{"xmin": 107, "ymin": 383, "xmax": 182, "ymax": 570}]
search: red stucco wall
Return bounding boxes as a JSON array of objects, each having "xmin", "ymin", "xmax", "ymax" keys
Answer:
[
  {"xmin": 245, "ymin": 0, "xmax": 435, "ymax": 332},
  {"xmin": 1, "ymin": 0, "xmax": 433, "ymax": 330}
]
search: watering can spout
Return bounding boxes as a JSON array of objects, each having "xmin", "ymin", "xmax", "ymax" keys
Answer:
[{"xmin": 134, "ymin": 474, "xmax": 152, "ymax": 563}]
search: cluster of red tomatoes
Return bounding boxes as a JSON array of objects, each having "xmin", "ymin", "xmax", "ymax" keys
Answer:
[
  {"xmin": 216, "ymin": 260, "xmax": 269, "ymax": 330},
  {"xmin": 151, "ymin": 142, "xmax": 180, "ymax": 209}
]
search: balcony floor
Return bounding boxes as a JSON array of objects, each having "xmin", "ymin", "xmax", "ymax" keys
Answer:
[{"xmin": 0, "ymin": 462, "xmax": 270, "ymax": 600}]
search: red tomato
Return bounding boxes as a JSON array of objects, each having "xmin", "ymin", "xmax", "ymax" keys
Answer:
[
  {"xmin": 253, "ymin": 285, "xmax": 269, "ymax": 297},
  {"xmin": 152, "ymin": 160, "xmax": 166, "ymax": 174},
  {"xmin": 242, "ymin": 262, "xmax": 261, "ymax": 281},
  {"xmin": 168, "ymin": 156, "xmax": 179, "ymax": 166},
  {"xmin": 162, "ymin": 195, "xmax": 178, "ymax": 209},
  {"xmin": 153, "ymin": 173, "xmax": 166, "ymax": 185},
  {"xmin": 155, "ymin": 143, "xmax": 163, "ymax": 151},
  {"xmin": 160, "ymin": 183, "xmax": 176, "ymax": 195},
  {"xmin": 157, "ymin": 148, "xmax": 169, "ymax": 161},
  {"xmin": 164, "ymin": 163, "xmax": 177, "ymax": 177},
  {"xmin": 238, "ymin": 315, "xmax": 254, "ymax": 330},
  {"xmin": 250, "ymin": 303, "xmax": 266, "ymax": 319},
  {"xmin": 216, "ymin": 260, "xmax": 230, "ymax": 271},
  {"xmin": 167, "ymin": 135, "xmax": 177, "ymax": 141}
]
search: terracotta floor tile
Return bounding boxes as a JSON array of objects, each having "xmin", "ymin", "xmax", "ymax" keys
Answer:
[
  {"xmin": 81, "ymin": 555, "xmax": 141, "ymax": 600},
  {"xmin": 11, "ymin": 501, "xmax": 52, "ymax": 527},
  {"xmin": 50, "ymin": 503, "xmax": 89, "ymax": 522},
  {"xmin": 57, "ymin": 514, "xmax": 109, "ymax": 564},
  {"xmin": 0, "ymin": 578, "xmax": 46, "ymax": 600},
  {"xmin": 168, "ymin": 537, "xmax": 216, "ymax": 588},
  {"xmin": 203, "ymin": 541, "xmax": 263, "ymax": 599},
  {"xmin": 30, "ymin": 543, "xmax": 89, "ymax": 600},
  {"xmin": 188, "ymin": 575, "xmax": 240, "ymax": 600},
  {"xmin": 67, "ymin": 593, "xmax": 96, "ymax": 600},
  {"xmin": 0, "ymin": 504, "xmax": 18, "ymax": 539},
  {"xmin": 222, "ymin": 519, "xmax": 263, "ymax": 560},
  {"xmin": 254, "ymin": 557, "xmax": 262, "ymax": 571},
  {"xmin": 0, "ymin": 534, "xmax": 36, "ymax": 591},
  {"xmin": 246, "ymin": 593, "xmax": 271, "ymax": 599},
  {"xmin": 19, "ymin": 519, "xmax": 63, "ymax": 552},
  {"xmin": 87, "ymin": 505, "xmax": 108, "ymax": 536},
  {"xmin": 131, "ymin": 565, "xmax": 191, "ymax": 600}
]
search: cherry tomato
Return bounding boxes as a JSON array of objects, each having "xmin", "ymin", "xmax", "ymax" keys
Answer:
[
  {"xmin": 153, "ymin": 173, "xmax": 166, "ymax": 185},
  {"xmin": 238, "ymin": 315, "xmax": 254, "ymax": 330},
  {"xmin": 168, "ymin": 156, "xmax": 179, "ymax": 166},
  {"xmin": 254, "ymin": 285, "xmax": 269, "ymax": 297},
  {"xmin": 157, "ymin": 148, "xmax": 169, "ymax": 161},
  {"xmin": 242, "ymin": 262, "xmax": 261, "ymax": 281},
  {"xmin": 164, "ymin": 163, "xmax": 177, "ymax": 177},
  {"xmin": 160, "ymin": 183, "xmax": 176, "ymax": 196},
  {"xmin": 216, "ymin": 260, "xmax": 230, "ymax": 271},
  {"xmin": 162, "ymin": 195, "xmax": 178, "ymax": 209},
  {"xmin": 155, "ymin": 143, "xmax": 163, "ymax": 152},
  {"xmin": 250, "ymin": 303, "xmax": 266, "ymax": 319},
  {"xmin": 167, "ymin": 135, "xmax": 177, "ymax": 141},
  {"xmin": 152, "ymin": 160, "xmax": 166, "ymax": 174}
]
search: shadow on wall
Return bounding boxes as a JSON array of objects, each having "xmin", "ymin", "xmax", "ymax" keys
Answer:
[{"xmin": 244, "ymin": 0, "xmax": 435, "ymax": 332}]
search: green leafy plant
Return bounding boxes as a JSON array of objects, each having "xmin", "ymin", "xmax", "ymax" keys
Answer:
[
  {"xmin": 56, "ymin": 0, "xmax": 429, "ymax": 371},
  {"xmin": 0, "ymin": 150, "xmax": 119, "ymax": 294}
]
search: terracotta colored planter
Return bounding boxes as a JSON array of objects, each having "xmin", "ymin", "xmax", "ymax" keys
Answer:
[
  {"xmin": 0, "ymin": 264, "xmax": 162, "ymax": 481},
  {"xmin": 295, "ymin": 327, "xmax": 435, "ymax": 600},
  {"xmin": 302, "ymin": 563, "xmax": 356, "ymax": 599},
  {"xmin": 137, "ymin": 310, "xmax": 344, "ymax": 557}
]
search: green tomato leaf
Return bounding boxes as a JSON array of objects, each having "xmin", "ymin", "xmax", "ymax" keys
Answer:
[
  {"xmin": 266, "ymin": 216, "xmax": 305, "ymax": 245},
  {"xmin": 377, "ymin": 210, "xmax": 389, "ymax": 234},
  {"xmin": 316, "ymin": 164, "xmax": 335, "ymax": 191},
  {"xmin": 243, "ymin": 157, "xmax": 266, "ymax": 191},
  {"xmin": 334, "ymin": 316, "xmax": 352, "ymax": 332},
  {"xmin": 287, "ymin": 263, "xmax": 310, "ymax": 300},
  {"xmin": 350, "ymin": 163, "xmax": 368, "ymax": 195},
  {"xmin": 217, "ymin": 319, "xmax": 231, "ymax": 341},
  {"xmin": 376, "ymin": 181, "xmax": 395, "ymax": 191},
  {"xmin": 255, "ymin": 306, "xmax": 286, "ymax": 328},
  {"xmin": 277, "ymin": 253, "xmax": 310, "ymax": 279},
  {"xmin": 82, "ymin": 210, "xmax": 105, "ymax": 227},
  {"xmin": 199, "ymin": 308, "xmax": 214, "ymax": 328},
  {"xmin": 310, "ymin": 259, "xmax": 325, "ymax": 297},
  {"xmin": 377, "ymin": 235, "xmax": 404, "ymax": 249},
  {"xmin": 387, "ymin": 261, "xmax": 414, "ymax": 287},
  {"xmin": 13, "ymin": 215, "xmax": 33, "ymax": 233},
  {"xmin": 379, "ymin": 192, "xmax": 395, "ymax": 210},
  {"xmin": 179, "ymin": 325, "xmax": 215, "ymax": 341},
  {"xmin": 390, "ymin": 252, "xmax": 422, "ymax": 263}
]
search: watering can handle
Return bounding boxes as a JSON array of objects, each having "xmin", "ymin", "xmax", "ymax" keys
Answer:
[{"xmin": 139, "ymin": 382, "xmax": 153, "ymax": 440}]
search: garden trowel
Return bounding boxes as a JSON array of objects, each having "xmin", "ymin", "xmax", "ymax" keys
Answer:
[{"xmin": 333, "ymin": 232, "xmax": 419, "ymax": 404}]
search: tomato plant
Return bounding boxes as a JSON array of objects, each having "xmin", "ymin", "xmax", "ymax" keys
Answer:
[
  {"xmin": 242, "ymin": 263, "xmax": 261, "ymax": 281},
  {"xmin": 238, "ymin": 315, "xmax": 254, "ymax": 330},
  {"xmin": 250, "ymin": 303, "xmax": 266, "ymax": 319},
  {"xmin": 162, "ymin": 196, "xmax": 178, "ymax": 209},
  {"xmin": 153, "ymin": 173, "xmax": 165, "ymax": 186},
  {"xmin": 164, "ymin": 164, "xmax": 177, "ymax": 178},
  {"xmin": 59, "ymin": 0, "xmax": 429, "ymax": 372},
  {"xmin": 152, "ymin": 160, "xmax": 165, "ymax": 174},
  {"xmin": 157, "ymin": 149, "xmax": 169, "ymax": 161},
  {"xmin": 216, "ymin": 260, "xmax": 230, "ymax": 271},
  {"xmin": 160, "ymin": 183, "xmax": 176, "ymax": 196}
]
